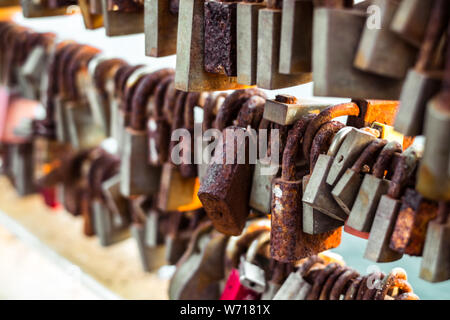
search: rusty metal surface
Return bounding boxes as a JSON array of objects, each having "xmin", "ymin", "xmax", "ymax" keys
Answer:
[
  {"xmin": 302, "ymin": 103, "xmax": 359, "ymax": 162},
  {"xmin": 348, "ymin": 100, "xmax": 399, "ymax": 128},
  {"xmin": 390, "ymin": 189, "xmax": 438, "ymax": 256}
]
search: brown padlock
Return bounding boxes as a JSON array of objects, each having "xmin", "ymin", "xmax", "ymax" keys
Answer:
[
  {"xmin": 389, "ymin": 188, "xmax": 438, "ymax": 256},
  {"xmin": 79, "ymin": 0, "xmax": 104, "ymax": 29},
  {"xmin": 271, "ymin": 116, "xmax": 342, "ymax": 262}
]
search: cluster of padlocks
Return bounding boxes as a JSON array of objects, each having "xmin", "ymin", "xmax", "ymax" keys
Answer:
[{"xmin": 0, "ymin": 0, "xmax": 448, "ymax": 300}]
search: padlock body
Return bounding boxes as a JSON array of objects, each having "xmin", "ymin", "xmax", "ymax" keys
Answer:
[
  {"xmin": 131, "ymin": 223, "xmax": 166, "ymax": 272},
  {"xmin": 249, "ymin": 159, "xmax": 279, "ymax": 214},
  {"xmin": 417, "ymin": 96, "xmax": 450, "ymax": 201},
  {"xmin": 302, "ymin": 174, "xmax": 343, "ymax": 235},
  {"xmin": 102, "ymin": 0, "xmax": 144, "ymax": 36},
  {"xmin": 331, "ymin": 169, "xmax": 364, "ymax": 215},
  {"xmin": 145, "ymin": 0, "xmax": 178, "ymax": 57},
  {"xmin": 120, "ymin": 128, "xmax": 161, "ymax": 197},
  {"xmin": 389, "ymin": 189, "xmax": 438, "ymax": 256},
  {"xmin": 394, "ymin": 69, "xmax": 442, "ymax": 136},
  {"xmin": 364, "ymin": 195, "xmax": 403, "ymax": 262},
  {"xmin": 420, "ymin": 221, "xmax": 450, "ymax": 283},
  {"xmin": 157, "ymin": 162, "xmax": 197, "ymax": 211},
  {"xmin": 302, "ymin": 154, "xmax": 347, "ymax": 221},
  {"xmin": 313, "ymin": 8, "xmax": 402, "ymax": 99},
  {"xmin": 256, "ymin": 8, "xmax": 311, "ymax": 90},
  {"xmin": 347, "ymin": 174, "xmax": 390, "ymax": 232},
  {"xmin": 279, "ymin": 0, "xmax": 313, "ymax": 74},
  {"xmin": 353, "ymin": 0, "xmax": 417, "ymax": 79},
  {"xmin": 237, "ymin": 2, "xmax": 265, "ymax": 85}
]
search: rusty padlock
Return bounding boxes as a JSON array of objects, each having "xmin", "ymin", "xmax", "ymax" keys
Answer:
[
  {"xmin": 204, "ymin": 0, "xmax": 238, "ymax": 77},
  {"xmin": 256, "ymin": 2, "xmax": 311, "ymax": 89},
  {"xmin": 332, "ymin": 139, "xmax": 387, "ymax": 215},
  {"xmin": 262, "ymin": 94, "xmax": 330, "ymax": 126},
  {"xmin": 353, "ymin": 0, "xmax": 418, "ymax": 79},
  {"xmin": 147, "ymin": 73, "xmax": 174, "ymax": 166},
  {"xmin": 389, "ymin": 188, "xmax": 438, "ymax": 256},
  {"xmin": 175, "ymin": 0, "xmax": 246, "ymax": 91},
  {"xmin": 271, "ymin": 116, "xmax": 342, "ymax": 262},
  {"xmin": 365, "ymin": 138, "xmax": 424, "ymax": 262},
  {"xmin": 419, "ymin": 201, "xmax": 450, "ymax": 283},
  {"xmin": 145, "ymin": 0, "xmax": 178, "ymax": 57},
  {"xmin": 313, "ymin": 7, "xmax": 403, "ymax": 99},
  {"xmin": 279, "ymin": 0, "xmax": 313, "ymax": 75},
  {"xmin": 236, "ymin": 0, "xmax": 266, "ymax": 85},
  {"xmin": 394, "ymin": 0, "xmax": 448, "ymax": 137},
  {"xmin": 261, "ymin": 261, "xmax": 292, "ymax": 300},
  {"xmin": 120, "ymin": 69, "xmax": 173, "ymax": 196},
  {"xmin": 21, "ymin": 0, "xmax": 69, "ymax": 18},
  {"xmin": 346, "ymin": 140, "xmax": 402, "ymax": 234}
]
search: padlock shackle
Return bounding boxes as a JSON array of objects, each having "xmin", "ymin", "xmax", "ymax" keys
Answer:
[
  {"xmin": 387, "ymin": 139, "xmax": 424, "ymax": 199},
  {"xmin": 214, "ymin": 88, "xmax": 266, "ymax": 131},
  {"xmin": 303, "ymin": 102, "xmax": 360, "ymax": 162},
  {"xmin": 309, "ymin": 121, "xmax": 345, "ymax": 171},
  {"xmin": 162, "ymin": 81, "xmax": 179, "ymax": 127},
  {"xmin": 415, "ymin": 0, "xmax": 450, "ymax": 72},
  {"xmin": 46, "ymin": 41, "xmax": 76, "ymax": 100},
  {"xmin": 245, "ymin": 231, "xmax": 270, "ymax": 263},
  {"xmin": 236, "ymin": 95, "xmax": 266, "ymax": 129},
  {"xmin": 153, "ymin": 73, "xmax": 175, "ymax": 119},
  {"xmin": 298, "ymin": 255, "xmax": 324, "ymax": 277},
  {"xmin": 374, "ymin": 268, "xmax": 407, "ymax": 300},
  {"xmin": 330, "ymin": 268, "xmax": 359, "ymax": 300},
  {"xmin": 130, "ymin": 69, "xmax": 175, "ymax": 131},
  {"xmin": 57, "ymin": 43, "xmax": 84, "ymax": 97},
  {"xmin": 93, "ymin": 58, "xmax": 127, "ymax": 94},
  {"xmin": 372, "ymin": 141, "xmax": 402, "ymax": 179},
  {"xmin": 184, "ymin": 92, "xmax": 201, "ymax": 131},
  {"xmin": 281, "ymin": 115, "xmax": 315, "ymax": 181},
  {"xmin": 351, "ymin": 139, "xmax": 387, "ymax": 173},
  {"xmin": 202, "ymin": 93, "xmax": 216, "ymax": 132},
  {"xmin": 66, "ymin": 46, "xmax": 101, "ymax": 100}
]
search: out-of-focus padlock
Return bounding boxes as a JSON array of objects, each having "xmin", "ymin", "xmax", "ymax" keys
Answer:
[
  {"xmin": 279, "ymin": 0, "xmax": 313, "ymax": 75},
  {"xmin": 313, "ymin": 7, "xmax": 403, "ymax": 99},
  {"xmin": 175, "ymin": 0, "xmax": 245, "ymax": 91},
  {"xmin": 236, "ymin": 0, "xmax": 265, "ymax": 85},
  {"xmin": 420, "ymin": 201, "xmax": 450, "ymax": 283},
  {"xmin": 346, "ymin": 140, "xmax": 402, "ymax": 234},
  {"xmin": 332, "ymin": 139, "xmax": 387, "ymax": 215},
  {"xmin": 79, "ymin": 0, "xmax": 104, "ymax": 29},
  {"xmin": 394, "ymin": 0, "xmax": 448, "ymax": 137},
  {"xmin": 389, "ymin": 188, "xmax": 438, "ymax": 256},
  {"xmin": 365, "ymin": 138, "xmax": 424, "ymax": 262},
  {"xmin": 256, "ymin": 4, "xmax": 311, "ymax": 89},
  {"xmin": 273, "ymin": 256, "xmax": 323, "ymax": 300},
  {"xmin": 169, "ymin": 222, "xmax": 229, "ymax": 300},
  {"xmin": 120, "ymin": 70, "xmax": 172, "ymax": 197},
  {"xmin": 239, "ymin": 231, "xmax": 270, "ymax": 294},
  {"xmin": 354, "ymin": 0, "xmax": 417, "ymax": 79},
  {"xmin": 262, "ymin": 94, "xmax": 329, "ymax": 126},
  {"xmin": 102, "ymin": 0, "xmax": 144, "ymax": 36},
  {"xmin": 416, "ymin": 30, "xmax": 450, "ymax": 201},
  {"xmin": 145, "ymin": 0, "xmax": 178, "ymax": 57},
  {"xmin": 271, "ymin": 116, "xmax": 342, "ymax": 262},
  {"xmin": 390, "ymin": 0, "xmax": 434, "ymax": 48},
  {"xmin": 21, "ymin": 0, "xmax": 69, "ymax": 18},
  {"xmin": 261, "ymin": 261, "xmax": 291, "ymax": 300}
]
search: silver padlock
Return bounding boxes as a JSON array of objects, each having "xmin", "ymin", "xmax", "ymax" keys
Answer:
[{"xmin": 346, "ymin": 141, "xmax": 402, "ymax": 233}]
